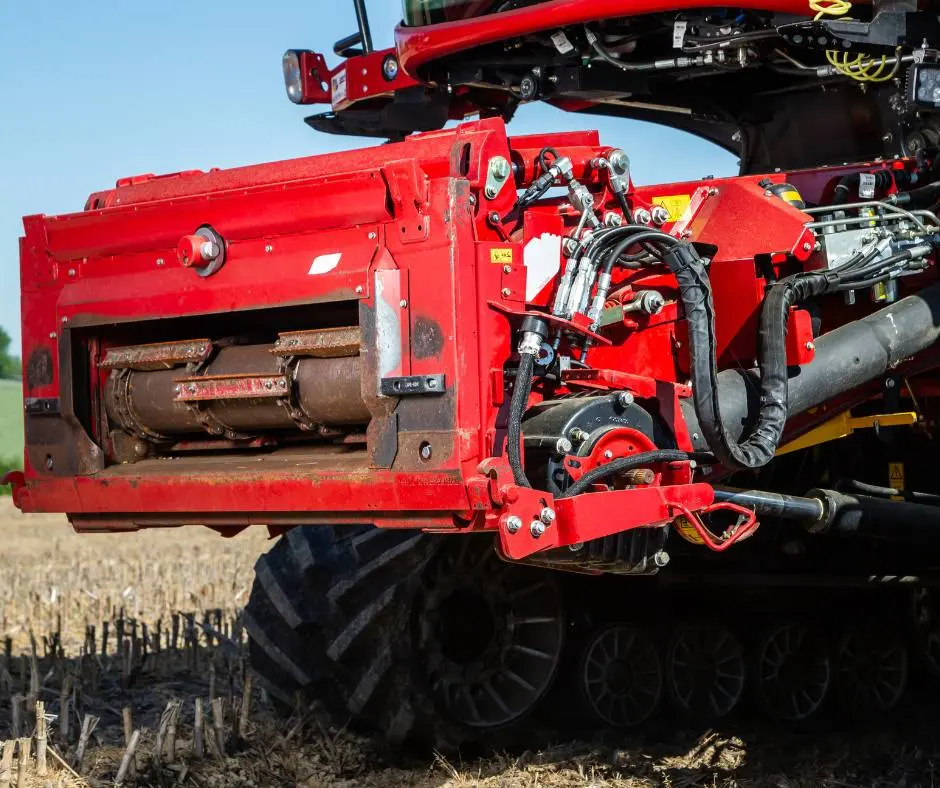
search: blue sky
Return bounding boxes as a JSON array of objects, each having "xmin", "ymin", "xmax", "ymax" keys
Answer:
[{"xmin": 0, "ymin": 1, "xmax": 735, "ymax": 350}]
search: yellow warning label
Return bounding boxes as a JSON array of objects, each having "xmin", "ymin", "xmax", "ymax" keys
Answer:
[
  {"xmin": 650, "ymin": 194, "xmax": 691, "ymax": 222},
  {"xmin": 673, "ymin": 515, "xmax": 705, "ymax": 545},
  {"xmin": 889, "ymin": 462, "xmax": 905, "ymax": 491},
  {"xmin": 490, "ymin": 248, "xmax": 513, "ymax": 264}
]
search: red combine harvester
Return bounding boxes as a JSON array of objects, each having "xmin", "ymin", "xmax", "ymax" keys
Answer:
[{"xmin": 11, "ymin": 0, "xmax": 940, "ymax": 745}]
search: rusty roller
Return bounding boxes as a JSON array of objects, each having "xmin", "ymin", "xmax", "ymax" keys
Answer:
[{"xmin": 103, "ymin": 328, "xmax": 369, "ymax": 441}]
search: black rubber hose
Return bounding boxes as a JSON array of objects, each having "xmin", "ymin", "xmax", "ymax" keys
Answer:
[
  {"xmin": 831, "ymin": 170, "xmax": 893, "ymax": 204},
  {"xmin": 507, "ymin": 353, "xmax": 536, "ymax": 487},
  {"xmin": 558, "ymin": 449, "xmax": 714, "ymax": 498},
  {"xmin": 601, "ymin": 230, "xmax": 678, "ymax": 275}
]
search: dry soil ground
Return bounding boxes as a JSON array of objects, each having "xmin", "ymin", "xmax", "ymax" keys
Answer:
[{"xmin": 4, "ymin": 497, "xmax": 940, "ymax": 787}]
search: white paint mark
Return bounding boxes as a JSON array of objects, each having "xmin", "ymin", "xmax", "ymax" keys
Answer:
[
  {"xmin": 308, "ymin": 252, "xmax": 342, "ymax": 275},
  {"xmin": 523, "ymin": 233, "xmax": 563, "ymax": 301}
]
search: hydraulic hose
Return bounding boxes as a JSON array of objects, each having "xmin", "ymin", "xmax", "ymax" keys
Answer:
[
  {"xmin": 508, "ymin": 353, "xmax": 536, "ymax": 488},
  {"xmin": 558, "ymin": 450, "xmax": 714, "ymax": 498}
]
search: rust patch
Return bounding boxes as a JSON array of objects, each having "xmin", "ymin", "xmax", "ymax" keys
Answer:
[
  {"xmin": 26, "ymin": 346, "xmax": 53, "ymax": 389},
  {"xmin": 412, "ymin": 316, "xmax": 444, "ymax": 359}
]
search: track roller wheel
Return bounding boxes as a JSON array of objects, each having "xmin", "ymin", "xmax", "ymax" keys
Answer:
[
  {"xmin": 579, "ymin": 623, "xmax": 663, "ymax": 727},
  {"xmin": 666, "ymin": 621, "xmax": 745, "ymax": 720},
  {"xmin": 416, "ymin": 539, "xmax": 565, "ymax": 730},
  {"xmin": 244, "ymin": 527, "xmax": 565, "ymax": 748},
  {"xmin": 834, "ymin": 625, "xmax": 908, "ymax": 717},
  {"xmin": 754, "ymin": 622, "xmax": 830, "ymax": 722}
]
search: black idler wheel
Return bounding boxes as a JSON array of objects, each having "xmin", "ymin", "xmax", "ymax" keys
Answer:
[
  {"xmin": 666, "ymin": 621, "xmax": 746, "ymax": 719},
  {"xmin": 579, "ymin": 623, "xmax": 663, "ymax": 727},
  {"xmin": 834, "ymin": 625, "xmax": 908, "ymax": 717},
  {"xmin": 754, "ymin": 622, "xmax": 831, "ymax": 722}
]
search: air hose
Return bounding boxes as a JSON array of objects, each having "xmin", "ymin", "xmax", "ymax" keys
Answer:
[{"xmin": 558, "ymin": 450, "xmax": 714, "ymax": 498}]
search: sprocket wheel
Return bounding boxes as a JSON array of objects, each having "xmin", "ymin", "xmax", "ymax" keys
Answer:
[
  {"xmin": 666, "ymin": 621, "xmax": 745, "ymax": 719},
  {"xmin": 579, "ymin": 623, "xmax": 663, "ymax": 727},
  {"xmin": 835, "ymin": 625, "xmax": 908, "ymax": 717},
  {"xmin": 755, "ymin": 622, "xmax": 830, "ymax": 722}
]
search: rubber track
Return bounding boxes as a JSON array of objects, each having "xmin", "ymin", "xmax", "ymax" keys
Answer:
[{"xmin": 244, "ymin": 525, "xmax": 453, "ymax": 746}]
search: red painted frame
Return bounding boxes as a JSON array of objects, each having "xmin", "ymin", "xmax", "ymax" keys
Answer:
[
  {"xmin": 8, "ymin": 113, "xmax": 923, "ymax": 559},
  {"xmin": 395, "ymin": 0, "xmax": 828, "ymax": 75}
]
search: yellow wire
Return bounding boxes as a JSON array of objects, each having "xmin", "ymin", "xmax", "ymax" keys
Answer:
[
  {"xmin": 809, "ymin": 0, "xmax": 852, "ymax": 20},
  {"xmin": 811, "ymin": 0, "xmax": 902, "ymax": 83}
]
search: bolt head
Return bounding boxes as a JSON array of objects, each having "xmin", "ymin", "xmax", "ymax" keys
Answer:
[
  {"xmin": 653, "ymin": 550, "xmax": 670, "ymax": 568},
  {"xmin": 399, "ymin": 299, "xmax": 408, "ymax": 308},
  {"xmin": 555, "ymin": 437, "xmax": 573, "ymax": 455},
  {"xmin": 634, "ymin": 208, "xmax": 652, "ymax": 225},
  {"xmin": 506, "ymin": 515, "xmax": 523, "ymax": 534},
  {"xmin": 603, "ymin": 450, "xmax": 614, "ymax": 460},
  {"xmin": 173, "ymin": 385, "xmax": 182, "ymax": 394},
  {"xmin": 802, "ymin": 242, "xmax": 812, "ymax": 252},
  {"xmin": 501, "ymin": 287, "xmax": 512, "ymax": 297},
  {"xmin": 67, "ymin": 268, "xmax": 76, "ymax": 277},
  {"xmin": 805, "ymin": 341, "xmax": 815, "ymax": 351},
  {"xmin": 420, "ymin": 443, "xmax": 433, "ymax": 460},
  {"xmin": 650, "ymin": 206, "xmax": 670, "ymax": 226},
  {"xmin": 200, "ymin": 241, "xmax": 220, "ymax": 260},
  {"xmin": 44, "ymin": 456, "xmax": 54, "ymax": 471},
  {"xmin": 264, "ymin": 244, "xmax": 273, "ymax": 253},
  {"xmin": 617, "ymin": 391, "xmax": 635, "ymax": 408},
  {"xmin": 539, "ymin": 507, "xmax": 556, "ymax": 525},
  {"xmin": 503, "ymin": 265, "xmax": 512, "ymax": 274},
  {"xmin": 156, "ymin": 258, "xmax": 165, "ymax": 267},
  {"xmin": 355, "ymin": 285, "xmax": 364, "ymax": 294},
  {"xmin": 368, "ymin": 232, "xmax": 377, "ymax": 240},
  {"xmin": 530, "ymin": 521, "xmax": 547, "ymax": 538},
  {"xmin": 490, "ymin": 156, "xmax": 511, "ymax": 180}
]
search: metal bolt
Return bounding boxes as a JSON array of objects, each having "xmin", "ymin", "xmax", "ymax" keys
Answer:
[
  {"xmin": 264, "ymin": 380, "xmax": 274, "ymax": 390},
  {"xmin": 886, "ymin": 378, "xmax": 897, "ymax": 388},
  {"xmin": 691, "ymin": 432, "xmax": 700, "ymax": 441},
  {"xmin": 67, "ymin": 268, "xmax": 76, "ymax": 277},
  {"xmin": 802, "ymin": 242, "xmax": 812, "ymax": 252},
  {"xmin": 501, "ymin": 287, "xmax": 512, "ymax": 297},
  {"xmin": 156, "ymin": 258, "xmax": 165, "ymax": 267},
  {"xmin": 708, "ymin": 187, "xmax": 720, "ymax": 196},
  {"xmin": 506, "ymin": 515, "xmax": 523, "ymax": 534},
  {"xmin": 355, "ymin": 285, "xmax": 364, "ymax": 294},
  {"xmin": 604, "ymin": 212, "xmax": 624, "ymax": 227},
  {"xmin": 368, "ymin": 232, "xmax": 377, "ymax": 240},
  {"xmin": 617, "ymin": 391, "xmax": 634, "ymax": 408},
  {"xmin": 61, "ymin": 316, "xmax": 68, "ymax": 325},
  {"xmin": 187, "ymin": 383, "xmax": 197, "ymax": 393},
  {"xmin": 603, "ymin": 450, "xmax": 614, "ymax": 460},
  {"xmin": 399, "ymin": 299, "xmax": 408, "ymax": 308},
  {"xmin": 555, "ymin": 437, "xmax": 572, "ymax": 455},
  {"xmin": 48, "ymin": 332, "xmax": 56, "ymax": 339},
  {"xmin": 569, "ymin": 427, "xmax": 589, "ymax": 443},
  {"xmin": 279, "ymin": 380, "xmax": 287, "ymax": 388},
  {"xmin": 539, "ymin": 507, "xmax": 556, "ymax": 525},
  {"xmin": 173, "ymin": 385, "xmax": 182, "ymax": 394},
  {"xmin": 44, "ymin": 455, "xmax": 54, "ymax": 471},
  {"xmin": 468, "ymin": 195, "xmax": 477, "ymax": 206},
  {"xmin": 634, "ymin": 208, "xmax": 652, "ymax": 225},
  {"xmin": 530, "ymin": 521, "xmax": 547, "ymax": 538},
  {"xmin": 503, "ymin": 265, "xmax": 512, "ymax": 274},
  {"xmin": 805, "ymin": 341, "xmax": 815, "ymax": 351},
  {"xmin": 420, "ymin": 443, "xmax": 433, "ymax": 460},
  {"xmin": 568, "ymin": 542, "xmax": 585, "ymax": 552},
  {"xmin": 201, "ymin": 241, "xmax": 219, "ymax": 260},
  {"xmin": 491, "ymin": 156, "xmax": 511, "ymax": 180},
  {"xmin": 650, "ymin": 206, "xmax": 670, "ymax": 226},
  {"xmin": 653, "ymin": 550, "xmax": 670, "ymax": 568},
  {"xmin": 265, "ymin": 244, "xmax": 273, "ymax": 253}
]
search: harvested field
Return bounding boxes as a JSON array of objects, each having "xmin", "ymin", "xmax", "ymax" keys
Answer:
[{"xmin": 3, "ymin": 497, "xmax": 940, "ymax": 787}]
